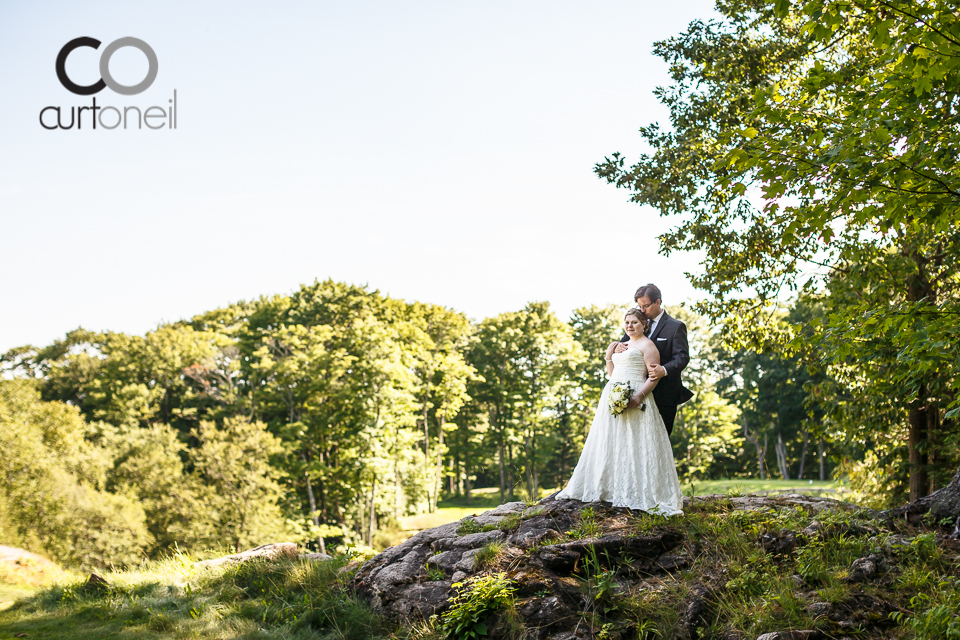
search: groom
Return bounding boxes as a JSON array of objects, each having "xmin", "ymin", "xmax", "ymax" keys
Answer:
[{"xmin": 619, "ymin": 283, "xmax": 693, "ymax": 436}]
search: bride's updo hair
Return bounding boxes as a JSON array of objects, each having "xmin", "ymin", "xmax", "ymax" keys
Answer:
[{"xmin": 624, "ymin": 308, "xmax": 651, "ymax": 336}]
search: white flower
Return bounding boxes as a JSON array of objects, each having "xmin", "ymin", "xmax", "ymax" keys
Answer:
[{"xmin": 608, "ymin": 381, "xmax": 632, "ymax": 417}]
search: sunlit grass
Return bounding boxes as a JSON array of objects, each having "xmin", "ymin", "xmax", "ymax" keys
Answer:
[
  {"xmin": 681, "ymin": 478, "xmax": 840, "ymax": 497},
  {"xmin": 399, "ymin": 487, "xmax": 558, "ymax": 532},
  {"xmin": 0, "ymin": 583, "xmax": 36, "ymax": 611},
  {"xmin": 0, "ymin": 553, "xmax": 389, "ymax": 640},
  {"xmin": 404, "ymin": 479, "xmax": 843, "ymax": 532}
]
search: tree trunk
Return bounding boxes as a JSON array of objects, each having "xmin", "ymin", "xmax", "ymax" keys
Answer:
[
  {"xmin": 819, "ymin": 437, "xmax": 826, "ymax": 481},
  {"xmin": 465, "ymin": 456, "xmax": 472, "ymax": 505},
  {"xmin": 359, "ymin": 496, "xmax": 365, "ymax": 544},
  {"xmin": 524, "ymin": 433, "xmax": 533, "ymax": 500},
  {"xmin": 367, "ymin": 476, "xmax": 377, "ymax": 547},
  {"xmin": 905, "ymin": 262, "xmax": 936, "ymax": 501},
  {"xmin": 908, "ymin": 386, "xmax": 931, "ymax": 502},
  {"xmin": 507, "ymin": 442, "xmax": 515, "ymax": 501},
  {"xmin": 448, "ymin": 457, "xmax": 455, "ymax": 495},
  {"xmin": 432, "ymin": 414, "xmax": 445, "ymax": 512},
  {"xmin": 763, "ymin": 433, "xmax": 769, "ymax": 480},
  {"xmin": 498, "ymin": 440, "xmax": 506, "ymax": 504},
  {"xmin": 532, "ymin": 433, "xmax": 539, "ymax": 499},
  {"xmin": 423, "ymin": 402, "xmax": 430, "ymax": 460},
  {"xmin": 454, "ymin": 453, "xmax": 462, "ymax": 497},
  {"xmin": 303, "ymin": 459, "xmax": 326, "ymax": 555},
  {"xmin": 776, "ymin": 432, "xmax": 790, "ymax": 480},
  {"xmin": 742, "ymin": 417, "xmax": 766, "ymax": 480},
  {"xmin": 797, "ymin": 430, "xmax": 809, "ymax": 480},
  {"xmin": 884, "ymin": 465, "xmax": 960, "ymax": 532},
  {"xmin": 422, "ymin": 401, "xmax": 432, "ymax": 507},
  {"xmin": 394, "ymin": 460, "xmax": 402, "ymax": 520}
]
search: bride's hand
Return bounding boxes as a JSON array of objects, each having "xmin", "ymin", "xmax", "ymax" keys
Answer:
[{"xmin": 626, "ymin": 393, "xmax": 644, "ymax": 408}]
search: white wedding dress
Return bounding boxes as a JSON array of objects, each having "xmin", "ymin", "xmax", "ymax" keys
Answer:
[{"xmin": 556, "ymin": 347, "xmax": 684, "ymax": 516}]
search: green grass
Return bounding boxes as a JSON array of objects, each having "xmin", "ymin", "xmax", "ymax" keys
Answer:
[
  {"xmin": 681, "ymin": 478, "xmax": 839, "ymax": 497},
  {"xmin": 0, "ymin": 554, "xmax": 393, "ymax": 640},
  {"xmin": 473, "ymin": 542, "xmax": 504, "ymax": 571},
  {"xmin": 402, "ymin": 480, "xmax": 840, "ymax": 533},
  {"xmin": 399, "ymin": 487, "xmax": 557, "ymax": 532},
  {"xmin": 2, "ymin": 495, "xmax": 958, "ymax": 640},
  {"xmin": 0, "ymin": 583, "xmax": 36, "ymax": 611}
]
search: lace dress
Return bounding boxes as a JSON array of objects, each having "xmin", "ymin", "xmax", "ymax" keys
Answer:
[{"xmin": 556, "ymin": 347, "xmax": 684, "ymax": 516}]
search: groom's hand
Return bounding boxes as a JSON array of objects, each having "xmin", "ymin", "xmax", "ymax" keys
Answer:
[
  {"xmin": 613, "ymin": 342, "xmax": 629, "ymax": 354},
  {"xmin": 648, "ymin": 363, "xmax": 665, "ymax": 380}
]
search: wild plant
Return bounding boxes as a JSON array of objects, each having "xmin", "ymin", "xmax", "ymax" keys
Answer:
[{"xmin": 441, "ymin": 573, "xmax": 517, "ymax": 640}]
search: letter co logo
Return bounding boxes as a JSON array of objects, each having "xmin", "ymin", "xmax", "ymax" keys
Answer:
[{"xmin": 56, "ymin": 36, "xmax": 158, "ymax": 96}]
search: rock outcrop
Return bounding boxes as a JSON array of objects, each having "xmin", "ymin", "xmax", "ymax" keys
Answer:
[
  {"xmin": 194, "ymin": 542, "xmax": 300, "ymax": 568},
  {"xmin": 349, "ymin": 492, "xmax": 930, "ymax": 640},
  {"xmin": 352, "ymin": 495, "xmax": 692, "ymax": 633}
]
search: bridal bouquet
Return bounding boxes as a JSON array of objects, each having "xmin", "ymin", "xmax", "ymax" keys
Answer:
[
  {"xmin": 608, "ymin": 382, "xmax": 647, "ymax": 416},
  {"xmin": 608, "ymin": 381, "xmax": 644, "ymax": 416}
]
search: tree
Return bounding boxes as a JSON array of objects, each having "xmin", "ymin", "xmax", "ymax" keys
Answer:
[
  {"xmin": 595, "ymin": 0, "xmax": 960, "ymax": 505},
  {"xmin": 190, "ymin": 417, "xmax": 291, "ymax": 553},
  {"xmin": 468, "ymin": 302, "xmax": 586, "ymax": 502},
  {"xmin": 0, "ymin": 380, "xmax": 151, "ymax": 567},
  {"xmin": 667, "ymin": 307, "xmax": 745, "ymax": 480},
  {"xmin": 91, "ymin": 421, "xmax": 205, "ymax": 553}
]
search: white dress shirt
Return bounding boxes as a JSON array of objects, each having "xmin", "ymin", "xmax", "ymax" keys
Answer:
[
  {"xmin": 649, "ymin": 310, "xmax": 666, "ymax": 376},
  {"xmin": 649, "ymin": 310, "xmax": 665, "ymax": 337}
]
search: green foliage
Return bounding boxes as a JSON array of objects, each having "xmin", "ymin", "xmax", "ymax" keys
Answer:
[
  {"xmin": 190, "ymin": 417, "xmax": 291, "ymax": 552},
  {"xmin": 468, "ymin": 302, "xmax": 587, "ymax": 502},
  {"xmin": 580, "ymin": 546, "xmax": 620, "ymax": 616},
  {"xmin": 456, "ymin": 518, "xmax": 483, "ymax": 536},
  {"xmin": 473, "ymin": 542, "xmax": 504, "ymax": 571},
  {"xmin": 596, "ymin": 0, "xmax": 960, "ymax": 499},
  {"xmin": 441, "ymin": 573, "xmax": 516, "ymax": 640},
  {"xmin": 90, "ymin": 421, "xmax": 203, "ymax": 551},
  {"xmin": 893, "ymin": 578, "xmax": 960, "ymax": 640},
  {"xmin": 495, "ymin": 514, "xmax": 520, "ymax": 532},
  {"xmin": 0, "ymin": 272, "xmax": 848, "ymax": 565},
  {"xmin": 0, "ymin": 380, "xmax": 151, "ymax": 568},
  {"xmin": 521, "ymin": 506, "xmax": 544, "ymax": 519},
  {"xmin": 567, "ymin": 507, "xmax": 602, "ymax": 539}
]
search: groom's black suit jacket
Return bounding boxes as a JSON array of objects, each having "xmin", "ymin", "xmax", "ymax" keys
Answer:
[{"xmin": 621, "ymin": 312, "xmax": 693, "ymax": 409}]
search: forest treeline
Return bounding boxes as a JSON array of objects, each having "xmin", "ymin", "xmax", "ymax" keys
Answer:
[
  {"xmin": 2, "ymin": 281, "xmax": 835, "ymax": 567},
  {"xmin": 7, "ymin": 0, "xmax": 960, "ymax": 571}
]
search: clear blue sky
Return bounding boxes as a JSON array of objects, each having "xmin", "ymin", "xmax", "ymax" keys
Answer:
[{"xmin": 0, "ymin": 0, "xmax": 716, "ymax": 353}]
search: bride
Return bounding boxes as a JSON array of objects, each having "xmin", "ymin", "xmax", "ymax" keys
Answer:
[{"xmin": 556, "ymin": 308, "xmax": 684, "ymax": 516}]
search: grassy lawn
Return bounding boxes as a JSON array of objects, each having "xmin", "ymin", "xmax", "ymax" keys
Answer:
[
  {"xmin": 681, "ymin": 478, "xmax": 840, "ymax": 497},
  {"xmin": 0, "ymin": 583, "xmax": 35, "ymax": 612},
  {"xmin": 1, "ymin": 496, "xmax": 952, "ymax": 640},
  {"xmin": 0, "ymin": 555, "xmax": 387, "ymax": 640},
  {"xmin": 399, "ymin": 486, "xmax": 553, "ymax": 531},
  {"xmin": 398, "ymin": 479, "xmax": 842, "ymax": 532}
]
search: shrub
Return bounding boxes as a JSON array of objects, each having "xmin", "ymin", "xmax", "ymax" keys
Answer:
[{"xmin": 441, "ymin": 573, "xmax": 516, "ymax": 640}]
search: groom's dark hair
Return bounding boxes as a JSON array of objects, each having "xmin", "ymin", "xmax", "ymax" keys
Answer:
[{"xmin": 634, "ymin": 283, "xmax": 662, "ymax": 303}]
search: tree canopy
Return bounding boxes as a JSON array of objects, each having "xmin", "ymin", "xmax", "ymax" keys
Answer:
[{"xmin": 595, "ymin": 0, "xmax": 960, "ymax": 503}]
